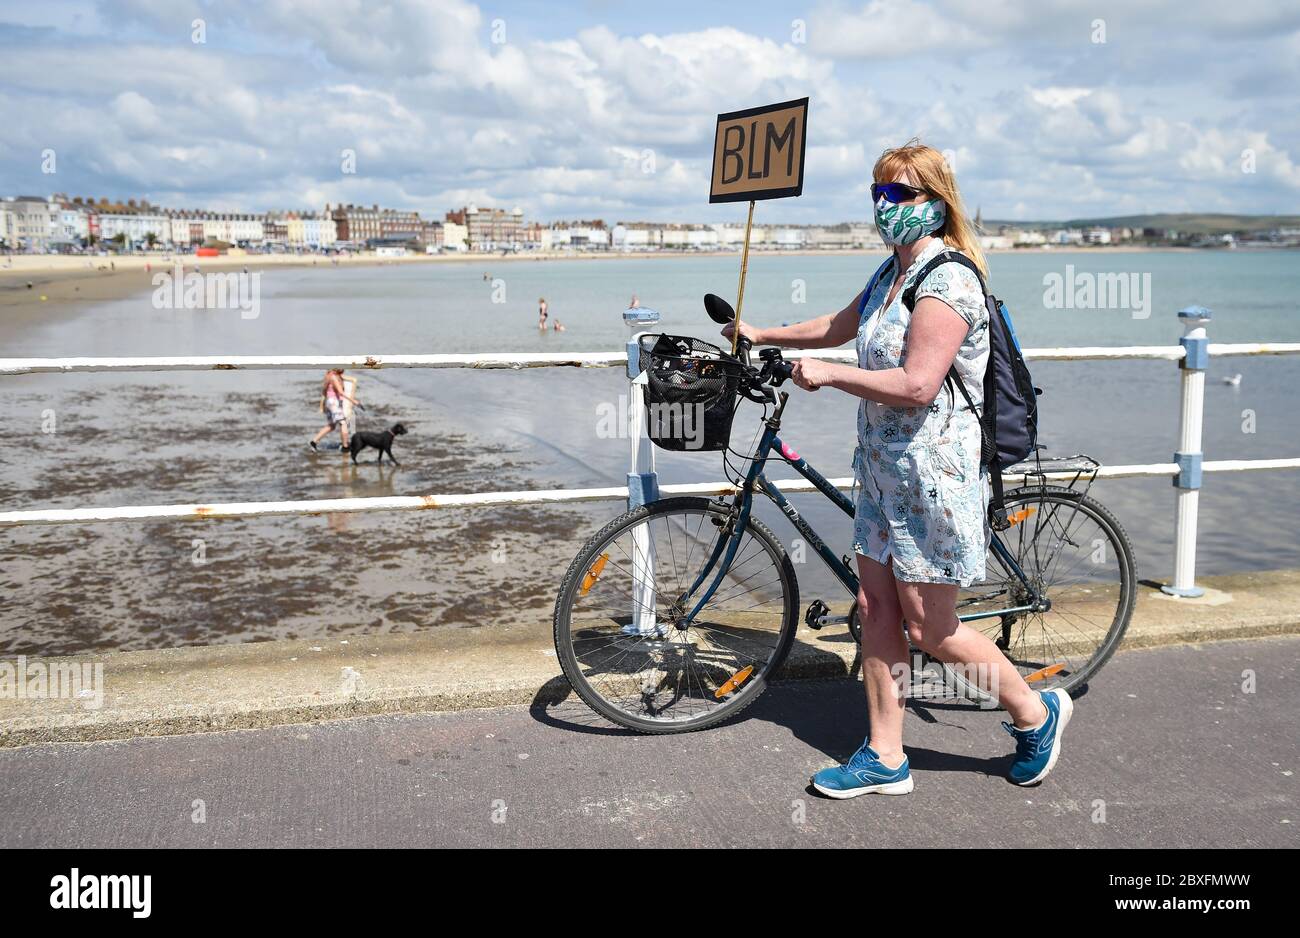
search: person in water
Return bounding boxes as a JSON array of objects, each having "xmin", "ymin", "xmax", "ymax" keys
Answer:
[
  {"xmin": 310, "ymin": 368, "xmax": 361, "ymax": 452},
  {"xmin": 538, "ymin": 297, "xmax": 549, "ymax": 330}
]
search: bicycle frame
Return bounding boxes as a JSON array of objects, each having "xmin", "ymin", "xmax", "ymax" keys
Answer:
[{"xmin": 680, "ymin": 395, "xmax": 1041, "ymax": 627}]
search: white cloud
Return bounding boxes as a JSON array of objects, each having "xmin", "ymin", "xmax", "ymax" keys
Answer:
[
  {"xmin": 808, "ymin": 0, "xmax": 991, "ymax": 58},
  {"xmin": 0, "ymin": 0, "xmax": 1294, "ymax": 222}
]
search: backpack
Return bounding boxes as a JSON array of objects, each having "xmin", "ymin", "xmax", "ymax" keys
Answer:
[{"xmin": 894, "ymin": 250, "xmax": 1040, "ymax": 530}]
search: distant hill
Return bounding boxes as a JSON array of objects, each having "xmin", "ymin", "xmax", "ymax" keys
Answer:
[{"xmin": 981, "ymin": 214, "xmax": 1300, "ymax": 235}]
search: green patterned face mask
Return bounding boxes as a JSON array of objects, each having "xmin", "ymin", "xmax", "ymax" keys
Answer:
[{"xmin": 874, "ymin": 196, "xmax": 947, "ymax": 247}]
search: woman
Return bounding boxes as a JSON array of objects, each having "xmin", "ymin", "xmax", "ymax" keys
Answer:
[
  {"xmin": 538, "ymin": 297, "xmax": 549, "ymax": 330},
  {"xmin": 723, "ymin": 141, "xmax": 1070, "ymax": 797},
  {"xmin": 310, "ymin": 368, "xmax": 360, "ymax": 452}
]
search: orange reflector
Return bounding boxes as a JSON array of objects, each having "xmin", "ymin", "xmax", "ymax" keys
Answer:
[
  {"xmin": 1007, "ymin": 506, "xmax": 1038, "ymax": 526},
  {"xmin": 714, "ymin": 665, "xmax": 754, "ymax": 698},
  {"xmin": 580, "ymin": 553, "xmax": 609, "ymax": 594},
  {"xmin": 1025, "ymin": 663, "xmax": 1066, "ymax": 683}
]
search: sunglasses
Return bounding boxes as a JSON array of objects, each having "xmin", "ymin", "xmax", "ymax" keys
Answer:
[{"xmin": 871, "ymin": 182, "xmax": 927, "ymax": 203}]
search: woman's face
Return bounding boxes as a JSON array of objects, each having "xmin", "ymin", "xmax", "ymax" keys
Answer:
[{"xmin": 888, "ymin": 168, "xmax": 930, "ymax": 206}]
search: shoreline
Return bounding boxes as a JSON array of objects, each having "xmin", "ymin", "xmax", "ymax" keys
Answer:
[{"xmin": 0, "ymin": 242, "xmax": 1242, "ymax": 318}]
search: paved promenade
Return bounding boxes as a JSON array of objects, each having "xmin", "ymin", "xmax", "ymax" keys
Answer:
[
  {"xmin": 2, "ymin": 568, "xmax": 1298, "ymax": 746},
  {"xmin": 1, "ymin": 636, "xmax": 1294, "ymax": 848}
]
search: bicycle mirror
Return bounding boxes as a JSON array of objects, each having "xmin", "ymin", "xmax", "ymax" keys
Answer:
[{"xmin": 704, "ymin": 293, "xmax": 735, "ymax": 324}]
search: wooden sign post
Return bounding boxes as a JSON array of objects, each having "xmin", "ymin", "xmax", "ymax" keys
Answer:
[{"xmin": 709, "ymin": 97, "xmax": 808, "ymax": 354}]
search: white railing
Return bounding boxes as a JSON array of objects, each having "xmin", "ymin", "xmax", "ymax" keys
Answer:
[
  {"xmin": 3, "ymin": 342, "xmax": 1297, "ymax": 376},
  {"xmin": 0, "ymin": 352, "xmax": 627, "ymax": 375},
  {"xmin": 1, "ymin": 310, "xmax": 1297, "ymax": 599},
  {"xmin": 3, "ymin": 460, "xmax": 1298, "ymax": 530}
]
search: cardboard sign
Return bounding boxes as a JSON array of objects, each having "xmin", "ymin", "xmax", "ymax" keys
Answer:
[{"xmin": 709, "ymin": 97, "xmax": 808, "ymax": 203}]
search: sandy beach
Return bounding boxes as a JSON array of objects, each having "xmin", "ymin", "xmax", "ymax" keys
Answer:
[{"xmin": 0, "ymin": 251, "xmax": 448, "ymax": 316}]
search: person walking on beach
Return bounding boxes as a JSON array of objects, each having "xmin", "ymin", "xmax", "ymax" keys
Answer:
[
  {"xmin": 310, "ymin": 368, "xmax": 360, "ymax": 452},
  {"xmin": 723, "ymin": 140, "xmax": 1069, "ymax": 798},
  {"xmin": 538, "ymin": 297, "xmax": 548, "ymax": 330}
]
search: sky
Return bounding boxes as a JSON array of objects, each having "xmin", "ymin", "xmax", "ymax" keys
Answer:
[{"xmin": 1, "ymin": 0, "xmax": 1297, "ymax": 224}]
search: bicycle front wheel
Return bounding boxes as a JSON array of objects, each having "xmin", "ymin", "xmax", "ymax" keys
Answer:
[
  {"xmin": 949, "ymin": 486, "xmax": 1136, "ymax": 702},
  {"xmin": 553, "ymin": 496, "xmax": 799, "ymax": 733}
]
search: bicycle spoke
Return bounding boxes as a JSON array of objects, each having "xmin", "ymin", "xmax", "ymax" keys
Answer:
[
  {"xmin": 953, "ymin": 490, "xmax": 1133, "ymax": 699},
  {"xmin": 558, "ymin": 504, "xmax": 794, "ymax": 728}
]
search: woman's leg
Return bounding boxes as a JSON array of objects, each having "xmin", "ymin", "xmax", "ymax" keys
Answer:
[
  {"xmin": 895, "ymin": 579, "xmax": 1048, "ymax": 729},
  {"xmin": 855, "ymin": 555, "xmax": 909, "ymax": 768},
  {"xmin": 311, "ymin": 424, "xmax": 333, "ymax": 444}
]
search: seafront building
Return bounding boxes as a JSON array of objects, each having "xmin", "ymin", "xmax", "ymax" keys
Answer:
[
  {"xmin": 330, "ymin": 204, "xmax": 423, "ymax": 246},
  {"xmin": 56, "ymin": 202, "xmax": 90, "ymax": 244},
  {"xmin": 611, "ymin": 223, "xmax": 661, "ymax": 251},
  {"xmin": 543, "ymin": 221, "xmax": 610, "ymax": 251},
  {"xmin": 286, "ymin": 211, "xmax": 332, "ymax": 249},
  {"xmin": 3, "ymin": 190, "xmax": 1294, "ymax": 254},
  {"xmin": 450, "ymin": 204, "xmax": 526, "ymax": 251},
  {"xmin": 609, "ymin": 221, "xmax": 885, "ymax": 252},
  {"xmin": 98, "ymin": 211, "xmax": 171, "ymax": 247},
  {"xmin": 0, "ymin": 196, "xmax": 61, "ymax": 252},
  {"xmin": 441, "ymin": 218, "xmax": 468, "ymax": 251}
]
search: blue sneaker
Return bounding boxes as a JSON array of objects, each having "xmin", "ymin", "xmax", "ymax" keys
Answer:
[
  {"xmin": 1003, "ymin": 688, "xmax": 1073, "ymax": 786},
  {"xmin": 811, "ymin": 742, "xmax": 914, "ymax": 799}
]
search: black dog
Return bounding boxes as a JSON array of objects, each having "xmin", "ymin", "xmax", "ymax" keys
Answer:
[{"xmin": 349, "ymin": 423, "xmax": 408, "ymax": 464}]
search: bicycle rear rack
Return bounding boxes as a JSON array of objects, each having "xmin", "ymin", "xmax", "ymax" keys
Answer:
[{"xmin": 1002, "ymin": 451, "xmax": 1102, "ymax": 503}]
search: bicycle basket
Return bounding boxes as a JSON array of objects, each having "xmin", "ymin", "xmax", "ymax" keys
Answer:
[{"xmin": 638, "ymin": 333, "xmax": 745, "ymax": 452}]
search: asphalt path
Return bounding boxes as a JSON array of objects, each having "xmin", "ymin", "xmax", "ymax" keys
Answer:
[{"xmin": 1, "ymin": 636, "xmax": 1294, "ymax": 848}]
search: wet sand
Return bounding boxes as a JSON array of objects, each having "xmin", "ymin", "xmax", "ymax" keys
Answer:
[
  {"xmin": 0, "ymin": 375, "xmax": 588, "ymax": 655},
  {"xmin": 0, "ymin": 253, "xmax": 619, "ymax": 654}
]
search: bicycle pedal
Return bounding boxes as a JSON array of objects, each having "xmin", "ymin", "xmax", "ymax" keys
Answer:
[{"xmin": 804, "ymin": 599, "xmax": 830, "ymax": 630}]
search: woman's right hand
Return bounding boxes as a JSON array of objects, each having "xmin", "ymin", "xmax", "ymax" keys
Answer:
[{"xmin": 721, "ymin": 321, "xmax": 765, "ymax": 345}]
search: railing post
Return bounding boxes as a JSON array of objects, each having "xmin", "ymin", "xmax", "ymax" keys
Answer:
[
  {"xmin": 625, "ymin": 332, "xmax": 659, "ymax": 633},
  {"xmin": 1162, "ymin": 306, "xmax": 1211, "ymax": 598},
  {"xmin": 625, "ymin": 332, "xmax": 659, "ymax": 509}
]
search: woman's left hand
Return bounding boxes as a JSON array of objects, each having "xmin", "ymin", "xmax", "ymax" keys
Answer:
[{"xmin": 791, "ymin": 357, "xmax": 835, "ymax": 392}]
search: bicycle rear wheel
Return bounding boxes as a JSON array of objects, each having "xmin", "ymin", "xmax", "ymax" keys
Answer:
[
  {"xmin": 553, "ymin": 496, "xmax": 798, "ymax": 733},
  {"xmin": 948, "ymin": 486, "xmax": 1136, "ymax": 702}
]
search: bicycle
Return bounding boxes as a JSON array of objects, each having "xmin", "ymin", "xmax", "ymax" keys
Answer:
[{"xmin": 552, "ymin": 295, "xmax": 1137, "ymax": 733}]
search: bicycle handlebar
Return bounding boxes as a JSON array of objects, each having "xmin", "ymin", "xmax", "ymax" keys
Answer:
[{"xmin": 729, "ymin": 340, "xmax": 793, "ymax": 404}]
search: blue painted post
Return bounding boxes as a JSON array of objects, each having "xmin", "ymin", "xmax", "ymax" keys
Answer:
[{"xmin": 1162, "ymin": 306, "xmax": 1211, "ymax": 598}]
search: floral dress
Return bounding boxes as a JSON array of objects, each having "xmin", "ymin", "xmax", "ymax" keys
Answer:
[{"xmin": 851, "ymin": 239, "xmax": 991, "ymax": 586}]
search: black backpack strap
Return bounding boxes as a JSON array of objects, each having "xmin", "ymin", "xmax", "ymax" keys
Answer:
[
  {"xmin": 902, "ymin": 250, "xmax": 987, "ymax": 422},
  {"xmin": 901, "ymin": 250, "xmax": 986, "ymax": 312}
]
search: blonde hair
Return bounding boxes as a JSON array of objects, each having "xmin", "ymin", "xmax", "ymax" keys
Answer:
[{"xmin": 872, "ymin": 139, "xmax": 988, "ymax": 279}]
